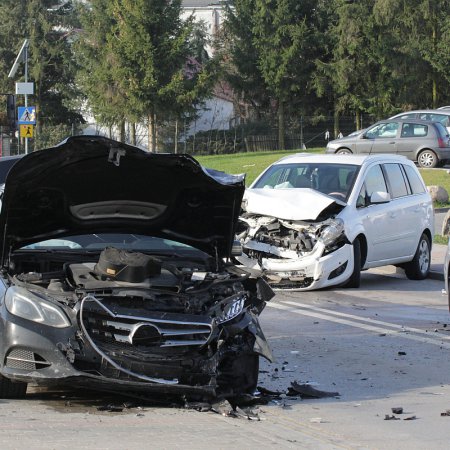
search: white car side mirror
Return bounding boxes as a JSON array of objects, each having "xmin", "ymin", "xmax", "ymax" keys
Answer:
[{"xmin": 370, "ymin": 191, "xmax": 391, "ymax": 204}]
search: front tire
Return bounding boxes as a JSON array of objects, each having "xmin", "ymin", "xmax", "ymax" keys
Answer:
[
  {"xmin": 417, "ymin": 150, "xmax": 438, "ymax": 168},
  {"xmin": 0, "ymin": 375, "xmax": 27, "ymax": 399},
  {"xmin": 336, "ymin": 148, "xmax": 352, "ymax": 155},
  {"xmin": 405, "ymin": 234, "xmax": 431, "ymax": 280},
  {"xmin": 343, "ymin": 238, "xmax": 361, "ymax": 288}
]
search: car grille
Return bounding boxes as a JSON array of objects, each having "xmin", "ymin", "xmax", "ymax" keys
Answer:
[
  {"xmin": 80, "ymin": 295, "xmax": 213, "ymax": 351},
  {"xmin": 5, "ymin": 349, "xmax": 51, "ymax": 371}
]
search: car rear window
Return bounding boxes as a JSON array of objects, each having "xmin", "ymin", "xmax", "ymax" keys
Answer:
[
  {"xmin": 383, "ymin": 164, "xmax": 408, "ymax": 198},
  {"xmin": 418, "ymin": 113, "xmax": 450, "ymax": 127},
  {"xmin": 403, "ymin": 165, "xmax": 426, "ymax": 194},
  {"xmin": 435, "ymin": 122, "xmax": 449, "ymax": 137}
]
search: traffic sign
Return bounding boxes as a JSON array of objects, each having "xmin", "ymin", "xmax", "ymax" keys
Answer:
[
  {"xmin": 20, "ymin": 124, "xmax": 33, "ymax": 138},
  {"xmin": 18, "ymin": 106, "xmax": 36, "ymax": 125}
]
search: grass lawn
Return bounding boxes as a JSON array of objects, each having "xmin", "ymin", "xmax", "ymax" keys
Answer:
[
  {"xmin": 195, "ymin": 148, "xmax": 323, "ymax": 185},
  {"xmin": 195, "ymin": 149, "xmax": 450, "ymax": 207}
]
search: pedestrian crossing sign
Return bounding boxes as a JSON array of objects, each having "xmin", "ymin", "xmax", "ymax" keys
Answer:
[
  {"xmin": 18, "ymin": 106, "xmax": 36, "ymax": 125},
  {"xmin": 20, "ymin": 124, "xmax": 34, "ymax": 138}
]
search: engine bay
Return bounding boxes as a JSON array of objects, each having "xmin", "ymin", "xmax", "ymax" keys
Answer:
[{"xmin": 9, "ymin": 247, "xmax": 253, "ymax": 316}]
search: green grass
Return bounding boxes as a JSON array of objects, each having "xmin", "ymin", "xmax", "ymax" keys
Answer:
[
  {"xmin": 195, "ymin": 148, "xmax": 323, "ymax": 185},
  {"xmin": 196, "ymin": 150, "xmax": 450, "ymax": 206},
  {"xmin": 434, "ymin": 234, "xmax": 449, "ymax": 245},
  {"xmin": 419, "ymin": 169, "xmax": 450, "ymax": 208}
]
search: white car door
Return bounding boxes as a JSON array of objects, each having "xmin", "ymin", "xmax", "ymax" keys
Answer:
[{"xmin": 355, "ymin": 164, "xmax": 407, "ymax": 263}]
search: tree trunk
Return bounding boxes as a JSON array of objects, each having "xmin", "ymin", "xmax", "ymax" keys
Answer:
[
  {"xmin": 148, "ymin": 111, "xmax": 157, "ymax": 152},
  {"xmin": 119, "ymin": 120, "xmax": 125, "ymax": 143},
  {"xmin": 356, "ymin": 109, "xmax": 361, "ymax": 130},
  {"xmin": 278, "ymin": 101, "xmax": 285, "ymax": 150},
  {"xmin": 174, "ymin": 119, "xmax": 178, "ymax": 154},
  {"xmin": 131, "ymin": 123, "xmax": 136, "ymax": 145},
  {"xmin": 334, "ymin": 106, "xmax": 339, "ymax": 139}
]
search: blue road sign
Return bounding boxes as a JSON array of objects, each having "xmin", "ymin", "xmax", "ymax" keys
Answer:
[{"xmin": 18, "ymin": 106, "xmax": 36, "ymax": 125}]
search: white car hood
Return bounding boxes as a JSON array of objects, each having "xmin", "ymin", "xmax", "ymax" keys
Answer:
[{"xmin": 243, "ymin": 188, "xmax": 346, "ymax": 221}]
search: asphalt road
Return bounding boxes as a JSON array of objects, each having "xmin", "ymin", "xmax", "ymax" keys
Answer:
[{"xmin": 0, "ymin": 268, "xmax": 449, "ymax": 449}]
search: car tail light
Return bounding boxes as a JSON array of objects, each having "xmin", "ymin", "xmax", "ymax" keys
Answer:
[{"xmin": 438, "ymin": 137, "xmax": 448, "ymax": 148}]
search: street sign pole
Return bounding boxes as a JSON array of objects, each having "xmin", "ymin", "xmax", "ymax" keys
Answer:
[{"xmin": 24, "ymin": 44, "xmax": 28, "ymax": 154}]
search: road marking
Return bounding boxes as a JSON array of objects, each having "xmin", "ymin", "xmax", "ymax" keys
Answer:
[
  {"xmin": 281, "ymin": 300, "xmax": 450, "ymax": 341},
  {"xmin": 268, "ymin": 301, "xmax": 450, "ymax": 349}
]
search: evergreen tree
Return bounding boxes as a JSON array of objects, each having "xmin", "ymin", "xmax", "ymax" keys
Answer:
[
  {"xmin": 252, "ymin": 0, "xmax": 321, "ymax": 148},
  {"xmin": 220, "ymin": 0, "xmax": 271, "ymax": 120},
  {"xmin": 0, "ymin": 0, "xmax": 83, "ymax": 148}
]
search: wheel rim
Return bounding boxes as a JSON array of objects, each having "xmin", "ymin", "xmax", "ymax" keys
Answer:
[
  {"xmin": 337, "ymin": 149, "xmax": 351, "ymax": 155},
  {"xmin": 418, "ymin": 152, "xmax": 435, "ymax": 168},
  {"xmin": 418, "ymin": 239, "xmax": 430, "ymax": 274}
]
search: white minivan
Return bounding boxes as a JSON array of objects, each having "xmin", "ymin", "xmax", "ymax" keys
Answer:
[{"xmin": 237, "ymin": 153, "xmax": 434, "ymax": 290}]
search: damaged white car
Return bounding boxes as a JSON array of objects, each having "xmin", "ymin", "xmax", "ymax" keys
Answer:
[{"xmin": 237, "ymin": 154, "xmax": 434, "ymax": 290}]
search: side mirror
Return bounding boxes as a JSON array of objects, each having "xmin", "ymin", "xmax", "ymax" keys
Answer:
[{"xmin": 370, "ymin": 191, "xmax": 391, "ymax": 204}]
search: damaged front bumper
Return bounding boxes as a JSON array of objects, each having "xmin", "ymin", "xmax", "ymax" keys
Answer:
[
  {"xmin": 238, "ymin": 242, "xmax": 354, "ymax": 290},
  {"xmin": 0, "ymin": 306, "xmax": 272, "ymax": 398}
]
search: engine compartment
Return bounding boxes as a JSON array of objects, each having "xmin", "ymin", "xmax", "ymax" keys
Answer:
[
  {"xmin": 238, "ymin": 213, "xmax": 336, "ymax": 260},
  {"xmin": 9, "ymin": 247, "xmax": 254, "ymax": 316}
]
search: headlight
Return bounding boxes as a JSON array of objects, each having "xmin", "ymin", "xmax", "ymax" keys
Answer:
[
  {"xmin": 319, "ymin": 219, "xmax": 345, "ymax": 247},
  {"xmin": 217, "ymin": 294, "xmax": 246, "ymax": 324},
  {"xmin": 5, "ymin": 286, "xmax": 71, "ymax": 328}
]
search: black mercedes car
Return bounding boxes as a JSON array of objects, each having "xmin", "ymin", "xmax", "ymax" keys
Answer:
[{"xmin": 0, "ymin": 136, "xmax": 273, "ymax": 399}]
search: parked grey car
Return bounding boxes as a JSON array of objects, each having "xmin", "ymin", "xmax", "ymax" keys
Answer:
[
  {"xmin": 390, "ymin": 109, "xmax": 450, "ymax": 134},
  {"xmin": 326, "ymin": 119, "xmax": 450, "ymax": 168}
]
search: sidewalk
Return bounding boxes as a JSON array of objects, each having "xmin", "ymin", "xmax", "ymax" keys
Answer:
[{"xmin": 430, "ymin": 243, "xmax": 447, "ymax": 281}]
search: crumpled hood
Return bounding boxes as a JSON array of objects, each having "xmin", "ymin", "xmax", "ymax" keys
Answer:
[
  {"xmin": 0, "ymin": 136, "xmax": 245, "ymax": 260},
  {"xmin": 243, "ymin": 188, "xmax": 346, "ymax": 221}
]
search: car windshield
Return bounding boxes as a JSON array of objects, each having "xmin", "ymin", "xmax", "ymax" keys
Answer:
[
  {"xmin": 20, "ymin": 233, "xmax": 203, "ymax": 255},
  {"xmin": 252, "ymin": 163, "xmax": 359, "ymax": 201}
]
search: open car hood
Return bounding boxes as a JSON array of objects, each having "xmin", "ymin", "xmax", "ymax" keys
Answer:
[
  {"xmin": 243, "ymin": 188, "xmax": 346, "ymax": 221},
  {"xmin": 0, "ymin": 136, "xmax": 245, "ymax": 260}
]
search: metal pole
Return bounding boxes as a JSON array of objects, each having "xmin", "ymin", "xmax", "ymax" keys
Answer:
[{"xmin": 24, "ymin": 44, "xmax": 28, "ymax": 154}]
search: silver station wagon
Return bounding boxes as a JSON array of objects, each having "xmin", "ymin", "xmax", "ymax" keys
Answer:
[{"xmin": 326, "ymin": 119, "xmax": 450, "ymax": 168}]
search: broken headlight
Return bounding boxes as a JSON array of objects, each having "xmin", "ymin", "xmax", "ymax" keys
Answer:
[
  {"xmin": 5, "ymin": 286, "xmax": 71, "ymax": 328},
  {"xmin": 318, "ymin": 218, "xmax": 345, "ymax": 247},
  {"xmin": 217, "ymin": 294, "xmax": 246, "ymax": 324}
]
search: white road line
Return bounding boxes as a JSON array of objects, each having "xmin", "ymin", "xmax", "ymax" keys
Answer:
[
  {"xmin": 268, "ymin": 302, "xmax": 450, "ymax": 349},
  {"xmin": 280, "ymin": 300, "xmax": 450, "ymax": 341}
]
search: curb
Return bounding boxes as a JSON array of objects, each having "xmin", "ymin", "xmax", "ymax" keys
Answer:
[
  {"xmin": 434, "ymin": 208, "xmax": 450, "ymax": 213},
  {"xmin": 429, "ymin": 270, "xmax": 444, "ymax": 282}
]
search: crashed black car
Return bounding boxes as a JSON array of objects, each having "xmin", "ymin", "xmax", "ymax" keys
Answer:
[{"xmin": 0, "ymin": 136, "xmax": 273, "ymax": 399}]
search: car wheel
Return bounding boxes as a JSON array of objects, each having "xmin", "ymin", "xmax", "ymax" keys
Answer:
[
  {"xmin": 0, "ymin": 374, "xmax": 27, "ymax": 399},
  {"xmin": 336, "ymin": 148, "xmax": 352, "ymax": 155},
  {"xmin": 404, "ymin": 234, "xmax": 431, "ymax": 280},
  {"xmin": 343, "ymin": 238, "xmax": 361, "ymax": 288},
  {"xmin": 417, "ymin": 150, "xmax": 438, "ymax": 168}
]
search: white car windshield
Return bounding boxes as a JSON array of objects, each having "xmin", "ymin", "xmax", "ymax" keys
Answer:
[{"xmin": 252, "ymin": 163, "xmax": 359, "ymax": 201}]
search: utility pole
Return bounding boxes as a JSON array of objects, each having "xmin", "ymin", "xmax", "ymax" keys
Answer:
[{"xmin": 8, "ymin": 39, "xmax": 32, "ymax": 154}]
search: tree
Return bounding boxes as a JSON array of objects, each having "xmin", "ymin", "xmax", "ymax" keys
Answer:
[
  {"xmin": 76, "ymin": 0, "xmax": 135, "ymax": 142},
  {"xmin": 77, "ymin": 0, "xmax": 215, "ymax": 151},
  {"xmin": 373, "ymin": 0, "xmax": 450, "ymax": 108},
  {"xmin": 219, "ymin": 0, "xmax": 271, "ymax": 121},
  {"xmin": 0, "ymin": 0, "xmax": 83, "ymax": 149},
  {"xmin": 222, "ymin": 0, "xmax": 323, "ymax": 149}
]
